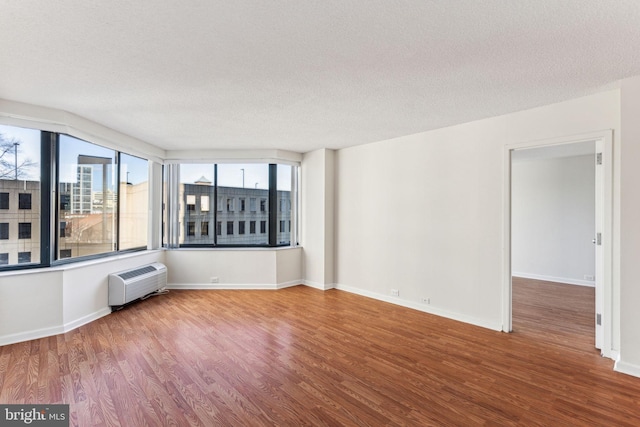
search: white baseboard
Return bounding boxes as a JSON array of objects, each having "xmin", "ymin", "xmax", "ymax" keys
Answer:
[
  {"xmin": 334, "ymin": 283, "xmax": 502, "ymax": 332},
  {"xmin": 0, "ymin": 325, "xmax": 64, "ymax": 347},
  {"xmin": 512, "ymin": 272, "xmax": 595, "ymax": 287},
  {"xmin": 167, "ymin": 282, "xmax": 303, "ymax": 290},
  {"xmin": 614, "ymin": 359, "xmax": 640, "ymax": 378},
  {"xmin": 63, "ymin": 307, "xmax": 111, "ymax": 332},
  {"xmin": 0, "ymin": 307, "xmax": 111, "ymax": 347},
  {"xmin": 303, "ymin": 280, "xmax": 336, "ymax": 290}
]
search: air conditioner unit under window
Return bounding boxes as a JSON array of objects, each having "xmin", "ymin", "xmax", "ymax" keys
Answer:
[{"xmin": 108, "ymin": 262, "xmax": 167, "ymax": 307}]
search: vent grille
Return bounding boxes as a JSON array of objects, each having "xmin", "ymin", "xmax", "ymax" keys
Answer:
[{"xmin": 117, "ymin": 265, "xmax": 157, "ymax": 280}]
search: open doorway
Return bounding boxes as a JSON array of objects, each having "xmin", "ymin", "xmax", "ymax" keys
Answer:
[{"xmin": 503, "ymin": 131, "xmax": 613, "ymax": 359}]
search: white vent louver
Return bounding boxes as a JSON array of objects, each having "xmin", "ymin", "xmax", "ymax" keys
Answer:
[{"xmin": 108, "ymin": 262, "xmax": 167, "ymax": 306}]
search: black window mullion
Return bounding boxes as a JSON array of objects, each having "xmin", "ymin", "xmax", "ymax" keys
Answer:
[
  {"xmin": 40, "ymin": 131, "xmax": 55, "ymax": 266},
  {"xmin": 268, "ymin": 164, "xmax": 277, "ymax": 246},
  {"xmin": 213, "ymin": 164, "xmax": 218, "ymax": 245},
  {"xmin": 115, "ymin": 152, "xmax": 121, "ymax": 252}
]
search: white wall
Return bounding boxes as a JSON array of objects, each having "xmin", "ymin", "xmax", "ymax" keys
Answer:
[
  {"xmin": 512, "ymin": 154, "xmax": 595, "ymax": 285},
  {"xmin": 0, "ymin": 251, "xmax": 164, "ymax": 346},
  {"xmin": 301, "ymin": 149, "xmax": 335, "ymax": 289},
  {"xmin": 617, "ymin": 75, "xmax": 640, "ymax": 376},
  {"xmin": 165, "ymin": 247, "xmax": 302, "ymax": 289},
  {"xmin": 334, "ymin": 89, "xmax": 620, "ymax": 333}
]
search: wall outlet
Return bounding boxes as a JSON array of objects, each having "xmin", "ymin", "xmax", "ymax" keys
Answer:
[
  {"xmin": 584, "ymin": 275, "xmax": 595, "ymax": 281},
  {"xmin": 421, "ymin": 297, "xmax": 430, "ymax": 304},
  {"xmin": 391, "ymin": 289, "xmax": 399, "ymax": 297},
  {"xmin": 210, "ymin": 277, "xmax": 219, "ymax": 283}
]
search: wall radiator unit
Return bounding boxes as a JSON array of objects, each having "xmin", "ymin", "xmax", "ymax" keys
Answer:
[{"xmin": 108, "ymin": 262, "xmax": 167, "ymax": 307}]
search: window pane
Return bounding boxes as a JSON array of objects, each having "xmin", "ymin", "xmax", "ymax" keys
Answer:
[
  {"xmin": 179, "ymin": 164, "xmax": 215, "ymax": 244},
  {"xmin": 58, "ymin": 135, "xmax": 116, "ymax": 259},
  {"xmin": 277, "ymin": 165, "xmax": 293, "ymax": 245},
  {"xmin": 217, "ymin": 164, "xmax": 269, "ymax": 245},
  {"xmin": 0, "ymin": 124, "xmax": 41, "ymax": 267},
  {"xmin": 119, "ymin": 153, "xmax": 148, "ymax": 250}
]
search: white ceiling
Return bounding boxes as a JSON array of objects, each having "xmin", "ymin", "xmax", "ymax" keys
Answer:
[{"xmin": 1, "ymin": 1, "xmax": 640, "ymax": 154}]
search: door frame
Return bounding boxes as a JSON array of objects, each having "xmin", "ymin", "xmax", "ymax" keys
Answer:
[{"xmin": 502, "ymin": 130, "xmax": 614, "ymax": 358}]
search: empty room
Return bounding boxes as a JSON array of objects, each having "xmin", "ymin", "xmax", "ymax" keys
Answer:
[{"xmin": 2, "ymin": 1, "xmax": 640, "ymax": 425}]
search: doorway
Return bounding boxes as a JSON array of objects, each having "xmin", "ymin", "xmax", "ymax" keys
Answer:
[{"xmin": 503, "ymin": 131, "xmax": 613, "ymax": 358}]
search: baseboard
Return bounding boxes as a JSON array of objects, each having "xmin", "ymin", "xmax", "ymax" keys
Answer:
[
  {"xmin": 63, "ymin": 307, "xmax": 111, "ymax": 333},
  {"xmin": 0, "ymin": 307, "xmax": 111, "ymax": 347},
  {"xmin": 0, "ymin": 325, "xmax": 65, "ymax": 347},
  {"xmin": 167, "ymin": 282, "xmax": 301, "ymax": 290},
  {"xmin": 614, "ymin": 359, "xmax": 640, "ymax": 378},
  {"xmin": 334, "ymin": 283, "xmax": 502, "ymax": 332},
  {"xmin": 302, "ymin": 280, "xmax": 336, "ymax": 290},
  {"xmin": 512, "ymin": 272, "xmax": 595, "ymax": 287}
]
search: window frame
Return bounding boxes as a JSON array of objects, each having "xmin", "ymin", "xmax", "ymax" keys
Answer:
[
  {"xmin": 168, "ymin": 162, "xmax": 298, "ymax": 249},
  {"xmin": 0, "ymin": 127, "xmax": 151, "ymax": 272}
]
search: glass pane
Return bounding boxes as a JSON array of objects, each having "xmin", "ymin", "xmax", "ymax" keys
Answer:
[
  {"xmin": 179, "ymin": 164, "xmax": 216, "ymax": 244},
  {"xmin": 119, "ymin": 153, "xmax": 148, "ymax": 250},
  {"xmin": 0, "ymin": 124, "xmax": 41, "ymax": 267},
  {"xmin": 277, "ymin": 165, "xmax": 292, "ymax": 245},
  {"xmin": 216, "ymin": 164, "xmax": 269, "ymax": 245},
  {"xmin": 58, "ymin": 135, "xmax": 117, "ymax": 259}
]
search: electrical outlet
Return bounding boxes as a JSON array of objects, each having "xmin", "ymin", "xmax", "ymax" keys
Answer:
[
  {"xmin": 421, "ymin": 297, "xmax": 430, "ymax": 304},
  {"xmin": 210, "ymin": 277, "xmax": 219, "ymax": 283},
  {"xmin": 391, "ymin": 289, "xmax": 399, "ymax": 297},
  {"xmin": 584, "ymin": 275, "xmax": 595, "ymax": 281}
]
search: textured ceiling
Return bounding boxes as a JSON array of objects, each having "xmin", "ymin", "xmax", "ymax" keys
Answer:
[{"xmin": 1, "ymin": 1, "xmax": 640, "ymax": 153}]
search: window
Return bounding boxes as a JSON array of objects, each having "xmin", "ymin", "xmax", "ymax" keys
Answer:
[
  {"xmin": 201, "ymin": 195, "xmax": 210, "ymax": 212},
  {"xmin": 187, "ymin": 222, "xmax": 195, "ymax": 236},
  {"xmin": 0, "ymin": 124, "xmax": 41, "ymax": 268},
  {"xmin": 58, "ymin": 135, "xmax": 116, "ymax": 260},
  {"xmin": 119, "ymin": 153, "xmax": 149, "ymax": 250},
  {"xmin": 18, "ymin": 252, "xmax": 31, "ymax": 263},
  {"xmin": 186, "ymin": 195, "xmax": 196, "ymax": 211},
  {"xmin": 18, "ymin": 193, "xmax": 32, "ymax": 209},
  {"xmin": 164, "ymin": 162, "xmax": 297, "ymax": 247},
  {"xmin": 0, "ymin": 253, "xmax": 7, "ymax": 265},
  {"xmin": 277, "ymin": 165, "xmax": 293, "ymax": 245},
  {"xmin": 59, "ymin": 221, "xmax": 67, "ymax": 237},
  {"xmin": 18, "ymin": 222, "xmax": 31, "ymax": 239}
]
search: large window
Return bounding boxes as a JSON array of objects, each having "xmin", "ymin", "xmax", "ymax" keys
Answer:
[
  {"xmin": 0, "ymin": 123, "xmax": 150, "ymax": 271},
  {"xmin": 166, "ymin": 162, "xmax": 297, "ymax": 247},
  {"xmin": 0, "ymin": 124, "xmax": 41, "ymax": 267},
  {"xmin": 58, "ymin": 135, "xmax": 117, "ymax": 259},
  {"xmin": 119, "ymin": 153, "xmax": 148, "ymax": 250}
]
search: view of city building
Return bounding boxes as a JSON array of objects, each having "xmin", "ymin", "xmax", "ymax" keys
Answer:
[{"xmin": 180, "ymin": 178, "xmax": 291, "ymax": 246}]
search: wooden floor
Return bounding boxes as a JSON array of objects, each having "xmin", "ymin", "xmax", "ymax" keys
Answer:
[{"xmin": 1, "ymin": 281, "xmax": 640, "ymax": 426}]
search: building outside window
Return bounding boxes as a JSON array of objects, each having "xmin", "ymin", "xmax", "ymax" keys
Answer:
[
  {"xmin": 201, "ymin": 221, "xmax": 209, "ymax": 236},
  {"xmin": 250, "ymin": 221, "xmax": 256, "ymax": 234},
  {"xmin": 0, "ymin": 193, "xmax": 8, "ymax": 209},
  {"xmin": 187, "ymin": 221, "xmax": 195, "ymax": 236},
  {"xmin": 0, "ymin": 223, "xmax": 8, "ymax": 239},
  {"xmin": 239, "ymin": 221, "xmax": 245, "ymax": 235},
  {"xmin": 226, "ymin": 221, "xmax": 234, "ymax": 235},
  {"xmin": 0, "ymin": 253, "xmax": 8, "ymax": 264}
]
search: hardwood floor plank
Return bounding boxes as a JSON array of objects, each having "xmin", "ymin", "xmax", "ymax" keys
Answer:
[{"xmin": 2, "ymin": 282, "xmax": 640, "ymax": 425}]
